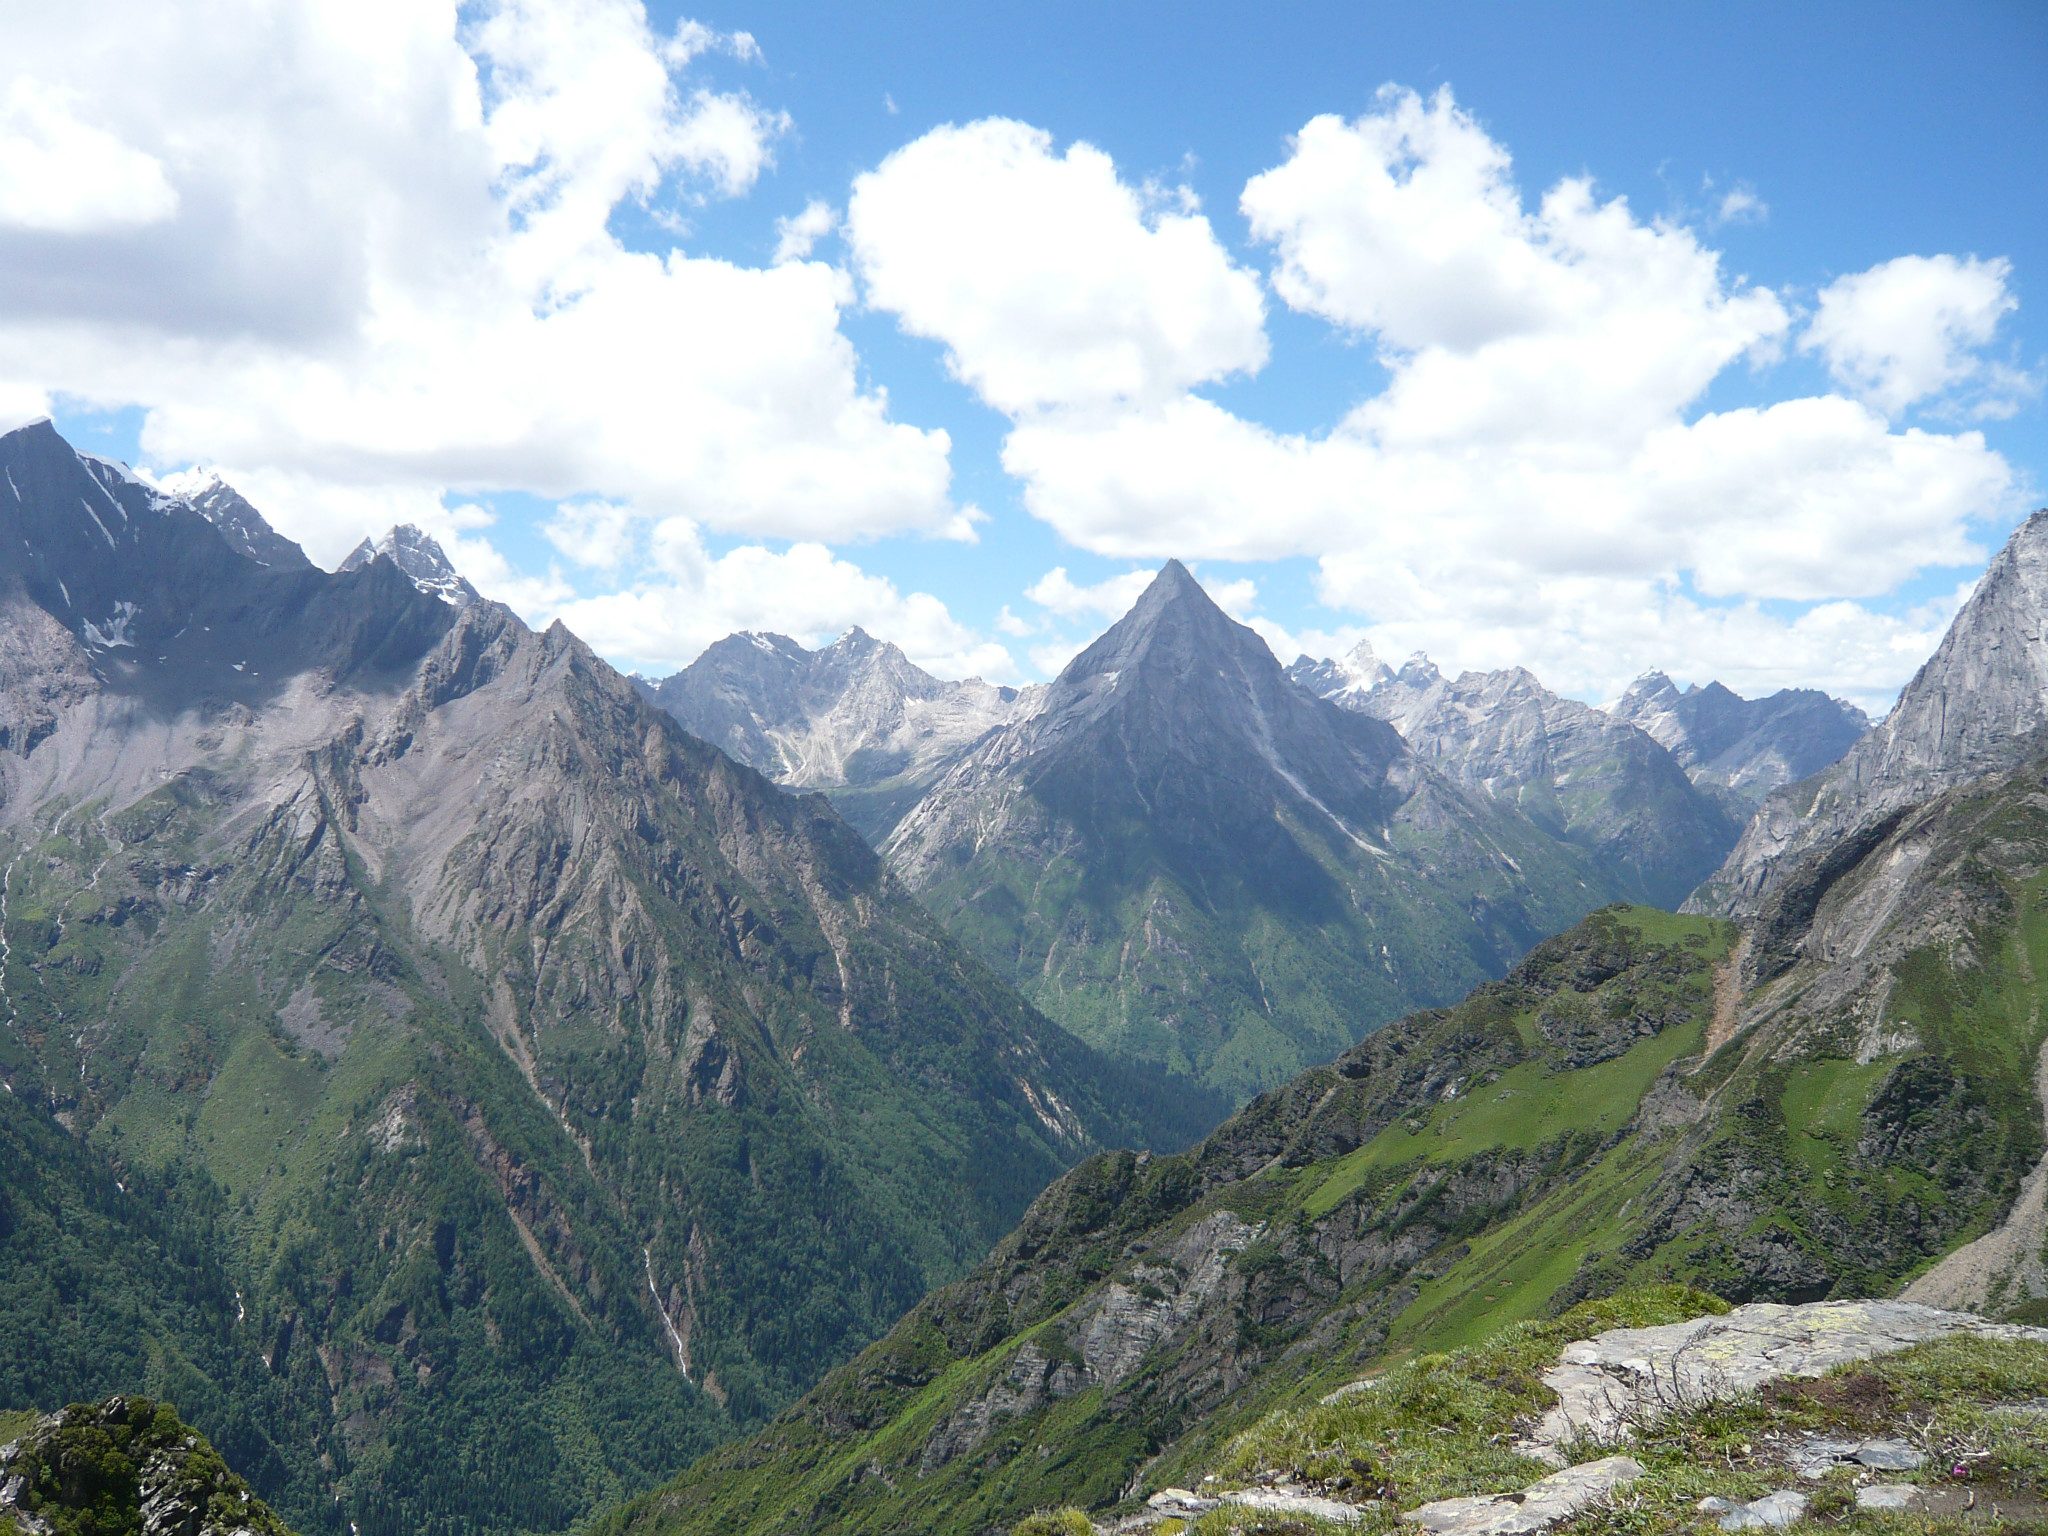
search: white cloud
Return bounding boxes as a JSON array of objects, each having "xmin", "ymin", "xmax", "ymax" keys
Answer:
[
  {"xmin": 1024, "ymin": 565, "xmax": 1157, "ymax": 618},
  {"xmin": 544, "ymin": 498, "xmax": 639, "ymax": 572},
  {"xmin": 845, "ymin": 117, "xmax": 1267, "ymax": 413},
  {"xmin": 851, "ymin": 87, "xmax": 2020, "ymax": 707},
  {"xmin": 533, "ymin": 523, "xmax": 1015, "ymax": 680},
  {"xmin": 773, "ymin": 198, "xmax": 838, "ymax": 263},
  {"xmin": 1716, "ymin": 184, "xmax": 1766, "ymax": 225},
  {"xmin": 0, "ymin": 79, "xmax": 178, "ymax": 233},
  {"xmin": 0, "ymin": 0, "xmax": 959, "ymax": 570},
  {"xmin": 1802, "ymin": 253, "xmax": 2024, "ymax": 417}
]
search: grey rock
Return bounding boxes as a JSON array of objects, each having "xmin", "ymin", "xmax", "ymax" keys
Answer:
[
  {"xmin": 1294, "ymin": 650, "xmax": 1740, "ymax": 909},
  {"xmin": 1855, "ymin": 1485, "xmax": 1924, "ymax": 1511},
  {"xmin": 1611, "ymin": 672, "xmax": 1867, "ymax": 807},
  {"xmin": 1146, "ymin": 1487, "xmax": 1216, "ymax": 1511},
  {"xmin": 1399, "ymin": 1454, "xmax": 1641, "ymax": 1536},
  {"xmin": 338, "ymin": 523, "xmax": 479, "ymax": 607},
  {"xmin": 1787, "ymin": 1437, "xmax": 1864, "ymax": 1479},
  {"xmin": 1518, "ymin": 1299, "xmax": 2048, "ymax": 1459},
  {"xmin": 1719, "ymin": 1490, "xmax": 1808, "ymax": 1529},
  {"xmin": 1854, "ymin": 1440, "xmax": 1927, "ymax": 1471},
  {"xmin": 1224, "ymin": 1485, "xmax": 1366, "ymax": 1523}
]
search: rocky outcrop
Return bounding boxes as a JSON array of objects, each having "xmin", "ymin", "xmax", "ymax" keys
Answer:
[
  {"xmin": 1518, "ymin": 1300, "xmax": 2048, "ymax": 1462},
  {"xmin": 0, "ymin": 1396, "xmax": 297, "ymax": 1536},
  {"xmin": 1293, "ymin": 652, "xmax": 1740, "ymax": 909},
  {"xmin": 1610, "ymin": 672, "xmax": 1867, "ymax": 806}
]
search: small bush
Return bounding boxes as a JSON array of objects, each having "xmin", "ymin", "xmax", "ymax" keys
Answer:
[{"xmin": 1011, "ymin": 1508, "xmax": 1095, "ymax": 1536}]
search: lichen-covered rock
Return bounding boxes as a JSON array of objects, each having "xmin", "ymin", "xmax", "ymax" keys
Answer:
[{"xmin": 0, "ymin": 1396, "xmax": 297, "ymax": 1536}]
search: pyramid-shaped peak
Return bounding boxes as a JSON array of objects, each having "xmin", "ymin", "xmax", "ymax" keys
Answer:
[{"xmin": 1121, "ymin": 559, "xmax": 1229, "ymax": 626}]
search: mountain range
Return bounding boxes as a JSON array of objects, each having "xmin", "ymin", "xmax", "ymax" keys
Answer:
[
  {"xmin": 875, "ymin": 563, "xmax": 1628, "ymax": 1099},
  {"xmin": 0, "ymin": 419, "xmax": 1217, "ymax": 1536},
  {"xmin": 655, "ymin": 573, "xmax": 1866, "ymax": 1100},
  {"xmin": 9, "ymin": 407, "xmax": 2042, "ymax": 1536},
  {"xmin": 1287, "ymin": 647, "xmax": 1740, "ymax": 910},
  {"xmin": 642, "ymin": 628, "xmax": 1026, "ymax": 844},
  {"xmin": 605, "ymin": 509, "xmax": 2048, "ymax": 1536}
]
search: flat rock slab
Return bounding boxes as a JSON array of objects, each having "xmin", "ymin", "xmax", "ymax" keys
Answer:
[
  {"xmin": 1702, "ymin": 1490, "xmax": 1809, "ymax": 1530},
  {"xmin": 1516, "ymin": 1301, "xmax": 2048, "ymax": 1462},
  {"xmin": 1856, "ymin": 1485, "xmax": 1925, "ymax": 1512},
  {"xmin": 1224, "ymin": 1487, "xmax": 1368, "ymax": 1523},
  {"xmin": 1788, "ymin": 1435, "xmax": 1926, "ymax": 1478},
  {"xmin": 1400, "ymin": 1455, "xmax": 1643, "ymax": 1536}
]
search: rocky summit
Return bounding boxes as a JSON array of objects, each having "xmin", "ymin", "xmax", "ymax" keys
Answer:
[
  {"xmin": 1611, "ymin": 671, "xmax": 1868, "ymax": 808},
  {"xmin": 1290, "ymin": 650, "xmax": 1741, "ymax": 910},
  {"xmin": 884, "ymin": 561, "xmax": 1621, "ymax": 1100},
  {"xmin": 645, "ymin": 627, "xmax": 1028, "ymax": 843},
  {"xmin": 337, "ymin": 523, "xmax": 480, "ymax": 607},
  {"xmin": 0, "ymin": 421, "xmax": 1212, "ymax": 1536}
]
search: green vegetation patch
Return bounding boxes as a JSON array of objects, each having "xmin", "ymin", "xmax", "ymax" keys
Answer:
[{"xmin": 0, "ymin": 1394, "xmax": 298, "ymax": 1536}]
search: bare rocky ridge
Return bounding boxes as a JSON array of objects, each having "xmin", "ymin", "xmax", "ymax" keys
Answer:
[
  {"xmin": 1695, "ymin": 508, "xmax": 2048, "ymax": 923},
  {"xmin": 0, "ymin": 421, "xmax": 1210, "ymax": 1536},
  {"xmin": 1288, "ymin": 650, "xmax": 1739, "ymax": 910},
  {"xmin": 646, "ymin": 628, "xmax": 1029, "ymax": 843},
  {"xmin": 1611, "ymin": 671, "xmax": 1868, "ymax": 807}
]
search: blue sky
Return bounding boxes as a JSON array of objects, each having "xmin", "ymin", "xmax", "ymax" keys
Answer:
[{"xmin": 18, "ymin": 0, "xmax": 2047, "ymax": 710}]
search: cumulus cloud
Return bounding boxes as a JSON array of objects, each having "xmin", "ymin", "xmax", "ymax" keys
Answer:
[
  {"xmin": 0, "ymin": 0, "xmax": 957, "ymax": 567},
  {"xmin": 1802, "ymin": 253, "xmax": 2026, "ymax": 417},
  {"xmin": 0, "ymin": 79, "xmax": 178, "ymax": 233},
  {"xmin": 534, "ymin": 523, "xmax": 1015, "ymax": 680},
  {"xmin": 846, "ymin": 118, "xmax": 1267, "ymax": 413},
  {"xmin": 853, "ymin": 87, "xmax": 2021, "ymax": 706},
  {"xmin": 1024, "ymin": 565, "xmax": 1158, "ymax": 617},
  {"xmin": 773, "ymin": 198, "xmax": 838, "ymax": 263}
]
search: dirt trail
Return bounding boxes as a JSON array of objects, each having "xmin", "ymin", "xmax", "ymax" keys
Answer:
[{"xmin": 1703, "ymin": 932, "xmax": 1750, "ymax": 1058}]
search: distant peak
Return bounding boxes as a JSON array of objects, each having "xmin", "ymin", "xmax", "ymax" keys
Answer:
[
  {"xmin": 339, "ymin": 523, "xmax": 478, "ymax": 607},
  {"xmin": 1395, "ymin": 652, "xmax": 1440, "ymax": 687}
]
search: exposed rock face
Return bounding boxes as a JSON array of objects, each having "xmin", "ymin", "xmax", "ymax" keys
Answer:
[
  {"xmin": 1695, "ymin": 509, "xmax": 2048, "ymax": 920},
  {"xmin": 647, "ymin": 628, "xmax": 1027, "ymax": 843},
  {"xmin": 1291, "ymin": 651, "xmax": 1739, "ymax": 910},
  {"xmin": 0, "ymin": 1396, "xmax": 298, "ymax": 1536},
  {"xmin": 0, "ymin": 422, "xmax": 1212, "ymax": 1536},
  {"xmin": 1610, "ymin": 672, "xmax": 1867, "ymax": 806},
  {"xmin": 151, "ymin": 467, "xmax": 315, "ymax": 571},
  {"xmin": 884, "ymin": 562, "xmax": 1617, "ymax": 1099},
  {"xmin": 337, "ymin": 523, "xmax": 479, "ymax": 606}
]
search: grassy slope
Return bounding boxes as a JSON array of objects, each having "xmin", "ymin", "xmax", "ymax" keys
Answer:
[
  {"xmin": 604, "ymin": 829, "xmax": 2048, "ymax": 1536},
  {"xmin": 915, "ymin": 787, "xmax": 1620, "ymax": 1103},
  {"xmin": 595, "ymin": 908, "xmax": 1740, "ymax": 1536},
  {"xmin": 0, "ymin": 702, "xmax": 1221, "ymax": 1536}
]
